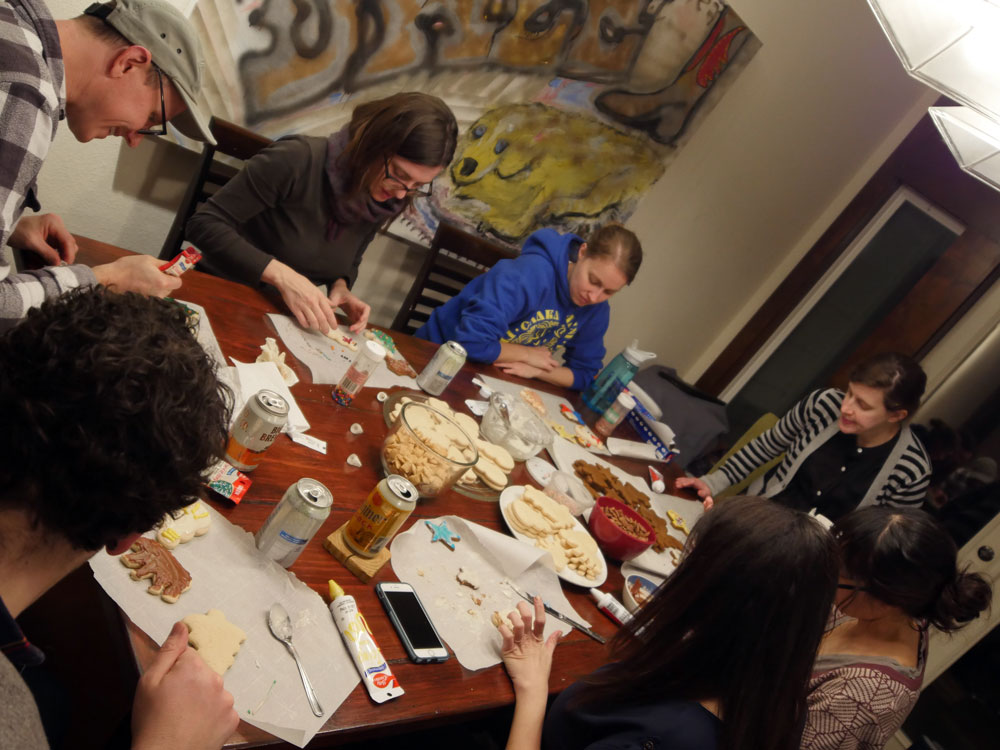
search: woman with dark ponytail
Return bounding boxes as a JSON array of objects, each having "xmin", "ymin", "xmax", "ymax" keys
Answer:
[{"xmin": 804, "ymin": 506, "xmax": 992, "ymax": 749}]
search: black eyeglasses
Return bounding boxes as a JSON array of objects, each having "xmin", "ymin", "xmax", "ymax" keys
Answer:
[
  {"xmin": 837, "ymin": 583, "xmax": 870, "ymax": 593},
  {"xmin": 136, "ymin": 65, "xmax": 167, "ymax": 137},
  {"xmin": 382, "ymin": 157, "xmax": 433, "ymax": 197}
]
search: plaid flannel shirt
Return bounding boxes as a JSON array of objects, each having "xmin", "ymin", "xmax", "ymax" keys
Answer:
[{"xmin": 0, "ymin": 0, "xmax": 95, "ymax": 325}]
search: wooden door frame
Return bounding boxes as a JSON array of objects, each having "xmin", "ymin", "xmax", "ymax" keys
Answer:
[{"xmin": 696, "ymin": 106, "xmax": 1000, "ymax": 398}]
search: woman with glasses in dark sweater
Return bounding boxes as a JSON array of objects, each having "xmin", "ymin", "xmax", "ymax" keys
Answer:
[{"xmin": 186, "ymin": 93, "xmax": 457, "ymax": 334}]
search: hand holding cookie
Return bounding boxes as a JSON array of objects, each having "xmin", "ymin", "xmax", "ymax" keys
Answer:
[{"xmin": 131, "ymin": 621, "xmax": 238, "ymax": 750}]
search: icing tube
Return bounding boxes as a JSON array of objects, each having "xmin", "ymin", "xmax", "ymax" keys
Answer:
[
  {"xmin": 589, "ymin": 588, "xmax": 635, "ymax": 627},
  {"xmin": 328, "ymin": 580, "xmax": 403, "ymax": 703}
]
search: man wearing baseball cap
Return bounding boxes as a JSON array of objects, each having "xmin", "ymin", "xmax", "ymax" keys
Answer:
[{"xmin": 0, "ymin": 0, "xmax": 216, "ymax": 325}]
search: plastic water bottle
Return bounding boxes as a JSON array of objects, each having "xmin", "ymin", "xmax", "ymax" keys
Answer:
[{"xmin": 582, "ymin": 339, "xmax": 655, "ymax": 414}]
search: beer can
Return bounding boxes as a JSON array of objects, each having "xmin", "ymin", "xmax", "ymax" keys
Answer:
[
  {"xmin": 255, "ymin": 478, "xmax": 333, "ymax": 568},
  {"xmin": 344, "ymin": 475, "xmax": 418, "ymax": 558},
  {"xmin": 225, "ymin": 390, "xmax": 289, "ymax": 471},
  {"xmin": 416, "ymin": 341, "xmax": 467, "ymax": 396}
]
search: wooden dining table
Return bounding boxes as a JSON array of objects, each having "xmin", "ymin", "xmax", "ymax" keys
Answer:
[{"xmin": 29, "ymin": 236, "xmax": 695, "ymax": 749}]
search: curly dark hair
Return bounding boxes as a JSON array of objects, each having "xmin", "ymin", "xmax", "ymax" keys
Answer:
[{"xmin": 0, "ymin": 288, "xmax": 232, "ymax": 551}]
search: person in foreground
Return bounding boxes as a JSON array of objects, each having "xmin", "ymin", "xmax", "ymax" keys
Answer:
[
  {"xmin": 0, "ymin": 0, "xmax": 217, "ymax": 323},
  {"xmin": 416, "ymin": 223, "xmax": 642, "ymax": 390},
  {"xmin": 187, "ymin": 92, "xmax": 458, "ymax": 334},
  {"xmin": 497, "ymin": 497, "xmax": 839, "ymax": 750},
  {"xmin": 677, "ymin": 352, "xmax": 931, "ymax": 520},
  {"xmin": 803, "ymin": 505, "xmax": 991, "ymax": 750},
  {"xmin": 0, "ymin": 288, "xmax": 236, "ymax": 750}
]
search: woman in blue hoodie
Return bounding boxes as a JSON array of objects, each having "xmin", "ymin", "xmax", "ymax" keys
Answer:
[{"xmin": 415, "ymin": 224, "xmax": 642, "ymax": 390}]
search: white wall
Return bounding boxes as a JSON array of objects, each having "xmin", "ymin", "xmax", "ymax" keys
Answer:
[{"xmin": 38, "ymin": 0, "xmax": 935, "ymax": 381}]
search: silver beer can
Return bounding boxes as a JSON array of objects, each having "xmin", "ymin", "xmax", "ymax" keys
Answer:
[
  {"xmin": 255, "ymin": 478, "xmax": 333, "ymax": 568},
  {"xmin": 416, "ymin": 341, "xmax": 467, "ymax": 395},
  {"xmin": 225, "ymin": 389, "xmax": 289, "ymax": 471}
]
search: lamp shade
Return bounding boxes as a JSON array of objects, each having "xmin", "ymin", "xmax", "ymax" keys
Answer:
[
  {"xmin": 868, "ymin": 0, "xmax": 1000, "ymax": 121},
  {"xmin": 929, "ymin": 105, "xmax": 1000, "ymax": 191}
]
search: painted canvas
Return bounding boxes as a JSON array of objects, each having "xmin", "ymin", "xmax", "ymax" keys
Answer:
[{"xmin": 188, "ymin": 0, "xmax": 760, "ymax": 245}]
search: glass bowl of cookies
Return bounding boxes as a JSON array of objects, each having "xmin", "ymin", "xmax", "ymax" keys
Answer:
[
  {"xmin": 381, "ymin": 401, "xmax": 478, "ymax": 497},
  {"xmin": 480, "ymin": 392, "xmax": 553, "ymax": 461}
]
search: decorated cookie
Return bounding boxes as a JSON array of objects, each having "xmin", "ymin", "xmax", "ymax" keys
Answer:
[
  {"xmin": 156, "ymin": 501, "xmax": 211, "ymax": 550},
  {"xmin": 120, "ymin": 537, "xmax": 192, "ymax": 603},
  {"xmin": 425, "ymin": 518, "xmax": 461, "ymax": 550},
  {"xmin": 323, "ymin": 327, "xmax": 359, "ymax": 351},
  {"xmin": 574, "ymin": 424, "xmax": 603, "ymax": 448},
  {"xmin": 520, "ymin": 389, "xmax": 547, "ymax": 417},
  {"xmin": 182, "ymin": 609, "xmax": 246, "ymax": 675},
  {"xmin": 560, "ymin": 403, "xmax": 585, "ymax": 425}
]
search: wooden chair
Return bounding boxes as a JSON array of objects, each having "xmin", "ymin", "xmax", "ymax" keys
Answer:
[
  {"xmin": 159, "ymin": 117, "xmax": 273, "ymax": 260},
  {"xmin": 391, "ymin": 222, "xmax": 518, "ymax": 334}
]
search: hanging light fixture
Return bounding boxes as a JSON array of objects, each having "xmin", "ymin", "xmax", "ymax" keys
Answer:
[{"xmin": 868, "ymin": 1, "xmax": 1000, "ymax": 189}]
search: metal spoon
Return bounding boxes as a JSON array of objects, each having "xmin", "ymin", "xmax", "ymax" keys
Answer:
[{"xmin": 267, "ymin": 603, "xmax": 324, "ymax": 717}]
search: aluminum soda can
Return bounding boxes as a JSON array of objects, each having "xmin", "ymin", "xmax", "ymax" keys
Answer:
[
  {"xmin": 344, "ymin": 475, "xmax": 418, "ymax": 558},
  {"xmin": 255, "ymin": 478, "xmax": 332, "ymax": 568},
  {"xmin": 225, "ymin": 389, "xmax": 289, "ymax": 471},
  {"xmin": 416, "ymin": 341, "xmax": 466, "ymax": 396}
]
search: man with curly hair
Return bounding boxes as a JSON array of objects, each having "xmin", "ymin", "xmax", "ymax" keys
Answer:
[{"xmin": 0, "ymin": 288, "xmax": 236, "ymax": 749}]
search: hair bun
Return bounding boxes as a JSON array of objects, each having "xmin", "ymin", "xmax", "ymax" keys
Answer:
[{"xmin": 927, "ymin": 567, "xmax": 992, "ymax": 632}]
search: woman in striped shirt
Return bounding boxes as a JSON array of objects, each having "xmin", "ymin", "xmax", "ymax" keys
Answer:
[{"xmin": 677, "ymin": 352, "xmax": 931, "ymax": 521}]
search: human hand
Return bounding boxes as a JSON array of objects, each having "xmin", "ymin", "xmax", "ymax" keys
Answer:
[
  {"xmin": 328, "ymin": 280, "xmax": 370, "ymax": 332},
  {"xmin": 93, "ymin": 255, "xmax": 181, "ymax": 297},
  {"xmin": 497, "ymin": 361, "xmax": 545, "ymax": 380},
  {"xmin": 262, "ymin": 260, "xmax": 337, "ymax": 333},
  {"xmin": 131, "ymin": 621, "xmax": 238, "ymax": 750},
  {"xmin": 674, "ymin": 476, "xmax": 714, "ymax": 508},
  {"xmin": 8, "ymin": 213, "xmax": 78, "ymax": 265},
  {"xmin": 498, "ymin": 597, "xmax": 562, "ymax": 699},
  {"xmin": 511, "ymin": 343, "xmax": 559, "ymax": 371}
]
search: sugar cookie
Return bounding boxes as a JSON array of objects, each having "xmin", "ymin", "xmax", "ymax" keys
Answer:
[
  {"xmin": 120, "ymin": 537, "xmax": 192, "ymax": 603},
  {"xmin": 157, "ymin": 500, "xmax": 211, "ymax": 550},
  {"xmin": 182, "ymin": 609, "xmax": 246, "ymax": 675}
]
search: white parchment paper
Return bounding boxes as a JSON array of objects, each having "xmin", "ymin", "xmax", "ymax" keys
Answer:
[
  {"xmin": 89, "ymin": 505, "xmax": 359, "ymax": 748},
  {"xmin": 268, "ymin": 314, "xmax": 417, "ymax": 388},
  {"xmin": 390, "ymin": 515, "xmax": 592, "ymax": 671}
]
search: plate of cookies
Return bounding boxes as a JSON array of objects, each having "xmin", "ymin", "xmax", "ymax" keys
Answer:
[
  {"xmin": 499, "ymin": 484, "xmax": 607, "ymax": 587},
  {"xmin": 383, "ymin": 391, "xmax": 516, "ymax": 501},
  {"xmin": 549, "ymin": 438, "xmax": 700, "ymax": 578}
]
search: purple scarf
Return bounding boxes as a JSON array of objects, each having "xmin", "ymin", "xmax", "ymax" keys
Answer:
[{"xmin": 325, "ymin": 128, "xmax": 404, "ymax": 240}]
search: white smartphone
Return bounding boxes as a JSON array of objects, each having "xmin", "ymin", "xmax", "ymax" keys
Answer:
[{"xmin": 375, "ymin": 582, "xmax": 450, "ymax": 663}]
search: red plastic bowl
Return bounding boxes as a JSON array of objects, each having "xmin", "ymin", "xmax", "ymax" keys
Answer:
[{"xmin": 588, "ymin": 496, "xmax": 655, "ymax": 561}]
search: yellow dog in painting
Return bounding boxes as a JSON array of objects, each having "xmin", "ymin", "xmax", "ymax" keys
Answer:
[{"xmin": 446, "ymin": 103, "xmax": 663, "ymax": 242}]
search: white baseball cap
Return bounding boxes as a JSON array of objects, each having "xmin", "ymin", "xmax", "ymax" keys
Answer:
[{"xmin": 84, "ymin": 1, "xmax": 216, "ymax": 145}]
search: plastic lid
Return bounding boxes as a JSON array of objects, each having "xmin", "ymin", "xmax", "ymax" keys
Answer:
[
  {"xmin": 623, "ymin": 339, "xmax": 656, "ymax": 366},
  {"xmin": 615, "ymin": 392, "xmax": 636, "ymax": 410},
  {"xmin": 363, "ymin": 340, "xmax": 387, "ymax": 361},
  {"xmin": 328, "ymin": 579, "xmax": 345, "ymax": 600}
]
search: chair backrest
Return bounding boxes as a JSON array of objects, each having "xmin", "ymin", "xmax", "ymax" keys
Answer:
[
  {"xmin": 709, "ymin": 413, "xmax": 783, "ymax": 500},
  {"xmin": 159, "ymin": 117, "xmax": 273, "ymax": 260},
  {"xmin": 391, "ymin": 222, "xmax": 518, "ymax": 334}
]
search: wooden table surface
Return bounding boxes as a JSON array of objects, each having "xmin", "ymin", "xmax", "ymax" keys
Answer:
[{"xmin": 73, "ymin": 236, "xmax": 696, "ymax": 748}]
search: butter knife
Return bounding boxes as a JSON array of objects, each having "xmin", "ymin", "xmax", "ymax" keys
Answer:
[{"xmin": 507, "ymin": 583, "xmax": 606, "ymax": 644}]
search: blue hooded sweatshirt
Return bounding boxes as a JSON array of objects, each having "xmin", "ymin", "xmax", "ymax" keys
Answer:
[{"xmin": 415, "ymin": 228, "xmax": 609, "ymax": 390}]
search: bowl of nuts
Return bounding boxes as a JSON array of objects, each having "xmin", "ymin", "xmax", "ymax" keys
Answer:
[
  {"xmin": 587, "ymin": 496, "xmax": 655, "ymax": 561},
  {"xmin": 381, "ymin": 401, "xmax": 478, "ymax": 497}
]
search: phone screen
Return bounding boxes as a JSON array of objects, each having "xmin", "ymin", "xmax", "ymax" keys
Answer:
[{"xmin": 383, "ymin": 589, "xmax": 443, "ymax": 649}]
